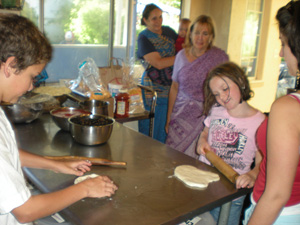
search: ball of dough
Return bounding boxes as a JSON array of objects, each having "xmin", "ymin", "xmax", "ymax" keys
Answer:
[{"xmin": 74, "ymin": 173, "xmax": 99, "ymax": 184}]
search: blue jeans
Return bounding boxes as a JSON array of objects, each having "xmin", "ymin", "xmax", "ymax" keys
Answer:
[
  {"xmin": 138, "ymin": 72, "xmax": 168, "ymax": 143},
  {"xmin": 210, "ymin": 196, "xmax": 246, "ymax": 225}
]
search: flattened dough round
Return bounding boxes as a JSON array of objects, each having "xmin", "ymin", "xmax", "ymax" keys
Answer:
[
  {"xmin": 174, "ymin": 165, "xmax": 220, "ymax": 189},
  {"xmin": 74, "ymin": 173, "xmax": 99, "ymax": 184}
]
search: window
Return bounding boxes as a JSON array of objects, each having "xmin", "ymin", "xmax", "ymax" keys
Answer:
[
  {"xmin": 240, "ymin": 0, "xmax": 264, "ymax": 77},
  {"xmin": 21, "ymin": 0, "xmax": 132, "ymax": 82},
  {"xmin": 21, "ymin": 0, "xmax": 181, "ymax": 82}
]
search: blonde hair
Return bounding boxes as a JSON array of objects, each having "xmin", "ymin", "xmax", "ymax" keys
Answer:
[{"xmin": 185, "ymin": 15, "xmax": 215, "ymax": 50}]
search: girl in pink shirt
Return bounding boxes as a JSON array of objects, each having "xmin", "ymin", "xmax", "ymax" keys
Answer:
[{"xmin": 196, "ymin": 62, "xmax": 265, "ymax": 225}]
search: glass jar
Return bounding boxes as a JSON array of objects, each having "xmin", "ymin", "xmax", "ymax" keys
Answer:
[{"xmin": 114, "ymin": 89, "xmax": 129, "ymax": 118}]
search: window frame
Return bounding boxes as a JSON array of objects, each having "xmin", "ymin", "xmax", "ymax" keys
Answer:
[{"xmin": 240, "ymin": 0, "xmax": 265, "ymax": 78}]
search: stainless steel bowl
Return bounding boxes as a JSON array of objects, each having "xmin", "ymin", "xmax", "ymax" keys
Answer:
[
  {"xmin": 1, "ymin": 103, "xmax": 43, "ymax": 123},
  {"xmin": 68, "ymin": 114, "xmax": 114, "ymax": 145},
  {"xmin": 79, "ymin": 99, "xmax": 109, "ymax": 116},
  {"xmin": 50, "ymin": 107, "xmax": 91, "ymax": 131}
]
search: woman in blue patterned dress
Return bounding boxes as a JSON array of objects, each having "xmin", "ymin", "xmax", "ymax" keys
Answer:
[{"xmin": 137, "ymin": 3, "xmax": 177, "ymax": 143}]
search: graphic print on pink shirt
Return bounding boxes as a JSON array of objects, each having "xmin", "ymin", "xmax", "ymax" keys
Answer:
[{"xmin": 209, "ymin": 118, "xmax": 248, "ymax": 171}]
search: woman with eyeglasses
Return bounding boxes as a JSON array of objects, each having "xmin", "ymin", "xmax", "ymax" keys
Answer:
[{"xmin": 244, "ymin": 1, "xmax": 300, "ymax": 224}]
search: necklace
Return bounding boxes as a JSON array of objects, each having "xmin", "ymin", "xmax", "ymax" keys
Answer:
[{"xmin": 191, "ymin": 47, "xmax": 204, "ymax": 58}]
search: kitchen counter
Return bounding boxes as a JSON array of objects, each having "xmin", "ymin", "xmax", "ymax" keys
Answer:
[{"xmin": 14, "ymin": 115, "xmax": 250, "ymax": 225}]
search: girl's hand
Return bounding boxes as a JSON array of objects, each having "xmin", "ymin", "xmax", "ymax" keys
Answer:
[
  {"xmin": 196, "ymin": 141, "xmax": 211, "ymax": 155},
  {"xmin": 236, "ymin": 173, "xmax": 255, "ymax": 189},
  {"xmin": 53, "ymin": 160, "xmax": 92, "ymax": 176},
  {"xmin": 80, "ymin": 175, "xmax": 118, "ymax": 198},
  {"xmin": 196, "ymin": 127, "xmax": 211, "ymax": 155}
]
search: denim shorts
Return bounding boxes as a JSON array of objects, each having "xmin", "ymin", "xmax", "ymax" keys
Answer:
[{"xmin": 243, "ymin": 194, "xmax": 300, "ymax": 224}]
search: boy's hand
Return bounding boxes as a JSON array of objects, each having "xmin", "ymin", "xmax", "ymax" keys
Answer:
[
  {"xmin": 53, "ymin": 160, "xmax": 92, "ymax": 176},
  {"xmin": 80, "ymin": 176, "xmax": 118, "ymax": 198}
]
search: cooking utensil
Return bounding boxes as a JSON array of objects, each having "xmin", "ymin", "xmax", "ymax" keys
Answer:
[
  {"xmin": 50, "ymin": 107, "xmax": 91, "ymax": 131},
  {"xmin": 1, "ymin": 103, "xmax": 43, "ymax": 123},
  {"xmin": 44, "ymin": 155, "xmax": 126, "ymax": 166},
  {"xmin": 80, "ymin": 99, "xmax": 109, "ymax": 116},
  {"xmin": 68, "ymin": 114, "xmax": 114, "ymax": 145},
  {"xmin": 67, "ymin": 93, "xmax": 109, "ymax": 116},
  {"xmin": 204, "ymin": 149, "xmax": 239, "ymax": 184}
]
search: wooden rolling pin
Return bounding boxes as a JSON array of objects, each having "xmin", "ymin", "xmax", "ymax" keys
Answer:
[
  {"xmin": 44, "ymin": 156, "xmax": 126, "ymax": 166},
  {"xmin": 204, "ymin": 149, "xmax": 239, "ymax": 184}
]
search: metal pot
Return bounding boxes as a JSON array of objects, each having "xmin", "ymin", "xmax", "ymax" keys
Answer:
[
  {"xmin": 79, "ymin": 99, "xmax": 109, "ymax": 116},
  {"xmin": 66, "ymin": 93, "xmax": 109, "ymax": 116},
  {"xmin": 1, "ymin": 103, "xmax": 43, "ymax": 123}
]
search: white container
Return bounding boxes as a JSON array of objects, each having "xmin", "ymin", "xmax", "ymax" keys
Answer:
[{"xmin": 108, "ymin": 83, "xmax": 123, "ymax": 97}]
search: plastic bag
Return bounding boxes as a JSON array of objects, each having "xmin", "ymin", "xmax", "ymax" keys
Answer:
[
  {"xmin": 128, "ymin": 86, "xmax": 145, "ymax": 114},
  {"xmin": 99, "ymin": 57, "xmax": 145, "ymax": 114},
  {"xmin": 99, "ymin": 58, "xmax": 125, "ymax": 89},
  {"xmin": 123, "ymin": 59, "xmax": 145, "ymax": 114},
  {"xmin": 66, "ymin": 58, "xmax": 110, "ymax": 100}
]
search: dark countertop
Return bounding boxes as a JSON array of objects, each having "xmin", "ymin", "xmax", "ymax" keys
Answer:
[{"xmin": 14, "ymin": 115, "xmax": 250, "ymax": 225}]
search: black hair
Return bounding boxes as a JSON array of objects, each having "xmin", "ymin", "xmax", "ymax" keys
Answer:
[
  {"xmin": 276, "ymin": 1, "xmax": 300, "ymax": 70},
  {"xmin": 141, "ymin": 3, "xmax": 162, "ymax": 26}
]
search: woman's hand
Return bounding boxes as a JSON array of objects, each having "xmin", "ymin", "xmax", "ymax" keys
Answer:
[
  {"xmin": 53, "ymin": 160, "xmax": 92, "ymax": 176},
  {"xmin": 165, "ymin": 123, "xmax": 169, "ymax": 134},
  {"xmin": 80, "ymin": 175, "xmax": 118, "ymax": 198},
  {"xmin": 165, "ymin": 117, "xmax": 171, "ymax": 133},
  {"xmin": 143, "ymin": 52, "xmax": 175, "ymax": 70},
  {"xmin": 166, "ymin": 81, "xmax": 179, "ymax": 134}
]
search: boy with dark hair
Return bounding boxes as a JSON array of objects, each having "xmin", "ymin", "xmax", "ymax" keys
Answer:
[{"xmin": 0, "ymin": 13, "xmax": 117, "ymax": 225}]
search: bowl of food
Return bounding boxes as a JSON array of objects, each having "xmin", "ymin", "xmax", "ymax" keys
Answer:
[
  {"xmin": 68, "ymin": 114, "xmax": 115, "ymax": 145},
  {"xmin": 50, "ymin": 107, "xmax": 91, "ymax": 131},
  {"xmin": 1, "ymin": 102, "xmax": 43, "ymax": 123}
]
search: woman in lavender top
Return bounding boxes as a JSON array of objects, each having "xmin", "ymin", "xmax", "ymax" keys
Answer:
[{"xmin": 165, "ymin": 15, "xmax": 228, "ymax": 158}]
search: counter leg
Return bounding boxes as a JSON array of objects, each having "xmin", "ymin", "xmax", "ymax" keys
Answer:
[{"xmin": 218, "ymin": 201, "xmax": 232, "ymax": 225}]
